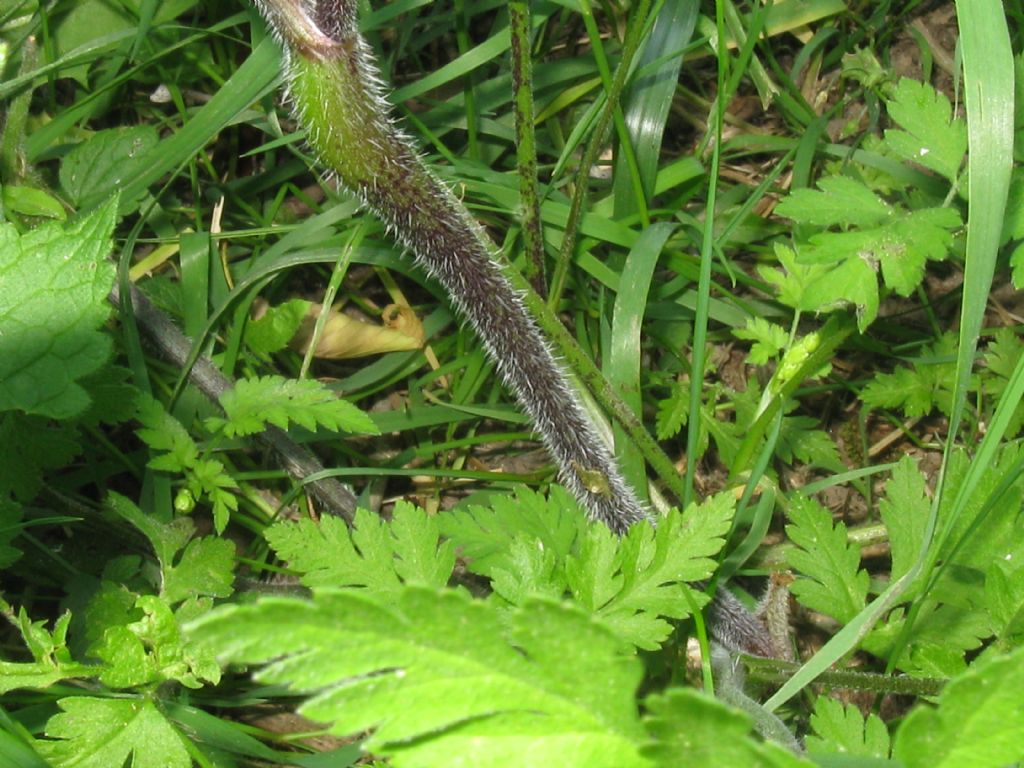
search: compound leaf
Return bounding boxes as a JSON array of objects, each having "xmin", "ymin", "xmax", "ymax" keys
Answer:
[
  {"xmin": 805, "ymin": 696, "xmax": 890, "ymax": 758},
  {"xmin": 437, "ymin": 485, "xmax": 585, "ymax": 577},
  {"xmin": 37, "ymin": 697, "xmax": 191, "ymax": 768},
  {"xmin": 568, "ymin": 495, "xmax": 734, "ymax": 649},
  {"xmin": 883, "ymin": 78, "xmax": 967, "ymax": 184},
  {"xmin": 265, "ymin": 503, "xmax": 455, "ymax": 594},
  {"xmin": 208, "ymin": 375, "xmax": 378, "ymax": 437},
  {"xmin": 775, "ymin": 175, "xmax": 893, "ymax": 229},
  {"xmin": 187, "ymin": 587, "xmax": 648, "ymax": 768},
  {"xmin": 785, "ymin": 494, "xmax": 868, "ymax": 623}
]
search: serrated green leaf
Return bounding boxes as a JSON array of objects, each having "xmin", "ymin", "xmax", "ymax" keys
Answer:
[
  {"xmin": 208, "ymin": 375, "xmax": 378, "ymax": 437},
  {"xmin": 91, "ymin": 594, "xmax": 220, "ymax": 689},
  {"xmin": 490, "ymin": 534, "xmax": 566, "ymax": 605},
  {"xmin": 805, "ymin": 696, "xmax": 890, "ymax": 758},
  {"xmin": 161, "ymin": 537, "xmax": 235, "ymax": 605},
  {"xmin": 861, "ymin": 335, "xmax": 958, "ymax": 417},
  {"xmin": 878, "ymin": 456, "xmax": 931, "ymax": 588},
  {"xmin": 135, "ymin": 394, "xmax": 200, "ymax": 472},
  {"xmin": 655, "ymin": 379, "xmax": 690, "ymax": 440},
  {"xmin": 187, "ymin": 588, "xmax": 648, "ymax": 767},
  {"xmin": 59, "ymin": 126, "xmax": 159, "ymax": 208},
  {"xmin": 804, "ymin": 254, "xmax": 879, "ymax": 332},
  {"xmin": 641, "ymin": 689, "xmax": 811, "ymax": 768},
  {"xmin": 568, "ymin": 497, "xmax": 733, "ymax": 649},
  {"xmin": 0, "ymin": 198, "xmax": 117, "ymax": 419},
  {"xmin": 884, "ymin": 78, "xmax": 967, "ymax": 184},
  {"xmin": 775, "ymin": 416, "xmax": 843, "ymax": 471},
  {"xmin": 785, "ymin": 494, "xmax": 868, "ymax": 623},
  {"xmin": 776, "ymin": 175, "xmax": 894, "ymax": 229},
  {"xmin": 266, "ymin": 503, "xmax": 454, "ymax": 594},
  {"xmin": 758, "ymin": 243, "xmax": 831, "ymax": 311},
  {"xmin": 733, "ymin": 317, "xmax": 789, "ymax": 365},
  {"xmin": 38, "ymin": 697, "xmax": 191, "ymax": 768},
  {"xmin": 245, "ymin": 298, "xmax": 312, "ymax": 358},
  {"xmin": 893, "ymin": 645, "xmax": 1024, "ymax": 768},
  {"xmin": 437, "ymin": 485, "xmax": 585, "ymax": 577}
]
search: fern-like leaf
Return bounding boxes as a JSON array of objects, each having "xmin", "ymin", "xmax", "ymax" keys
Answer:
[
  {"xmin": 265, "ymin": 502, "xmax": 455, "ymax": 594},
  {"xmin": 785, "ymin": 494, "xmax": 868, "ymax": 623},
  {"xmin": 187, "ymin": 587, "xmax": 648, "ymax": 768},
  {"xmin": 568, "ymin": 494, "xmax": 735, "ymax": 649},
  {"xmin": 208, "ymin": 375, "xmax": 378, "ymax": 437}
]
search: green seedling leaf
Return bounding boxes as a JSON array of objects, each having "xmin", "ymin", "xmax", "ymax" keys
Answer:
[
  {"xmin": 758, "ymin": 243, "xmax": 831, "ymax": 311},
  {"xmin": 733, "ymin": 317, "xmax": 789, "ymax": 365},
  {"xmin": 38, "ymin": 697, "xmax": 191, "ymax": 768},
  {"xmin": 245, "ymin": 298, "xmax": 311, "ymax": 358},
  {"xmin": 265, "ymin": 502, "xmax": 455, "ymax": 594},
  {"xmin": 641, "ymin": 689, "xmax": 812, "ymax": 767},
  {"xmin": 0, "ymin": 414, "xmax": 80, "ymax": 502},
  {"xmin": 208, "ymin": 374, "xmax": 378, "ymax": 437},
  {"xmin": 188, "ymin": 587, "xmax": 648, "ymax": 767},
  {"xmin": 803, "ymin": 254, "xmax": 879, "ymax": 332},
  {"xmin": 893, "ymin": 645, "xmax": 1024, "ymax": 768},
  {"xmin": 878, "ymin": 456, "xmax": 931, "ymax": 589},
  {"xmin": 655, "ymin": 378, "xmax": 690, "ymax": 440},
  {"xmin": 135, "ymin": 396, "xmax": 240, "ymax": 532},
  {"xmin": 0, "ymin": 197, "xmax": 117, "ymax": 419},
  {"xmin": 883, "ymin": 78, "xmax": 967, "ymax": 184},
  {"xmin": 0, "ymin": 607, "xmax": 92, "ymax": 694},
  {"xmin": 775, "ymin": 416, "xmax": 843, "ymax": 471},
  {"xmin": 805, "ymin": 696, "xmax": 890, "ymax": 758},
  {"xmin": 437, "ymin": 485, "xmax": 585, "ymax": 577},
  {"xmin": 775, "ymin": 175, "xmax": 894, "ymax": 229},
  {"xmin": 91, "ymin": 594, "xmax": 220, "ymax": 690},
  {"xmin": 785, "ymin": 494, "xmax": 868, "ymax": 624},
  {"xmin": 860, "ymin": 334, "xmax": 958, "ymax": 418},
  {"xmin": 107, "ymin": 493, "xmax": 234, "ymax": 605},
  {"xmin": 568, "ymin": 495, "xmax": 734, "ymax": 649},
  {"xmin": 59, "ymin": 126, "xmax": 159, "ymax": 209}
]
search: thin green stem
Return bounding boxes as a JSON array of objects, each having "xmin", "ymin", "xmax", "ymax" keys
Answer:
[
  {"xmin": 547, "ymin": 0, "xmax": 653, "ymax": 309},
  {"xmin": 683, "ymin": 1, "xmax": 727, "ymax": 511},
  {"xmin": 509, "ymin": 0, "xmax": 546, "ymax": 293}
]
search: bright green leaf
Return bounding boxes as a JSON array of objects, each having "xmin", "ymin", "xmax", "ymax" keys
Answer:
[
  {"xmin": 775, "ymin": 175, "xmax": 894, "ymax": 229},
  {"xmin": 785, "ymin": 494, "xmax": 868, "ymax": 623},
  {"xmin": 884, "ymin": 78, "xmax": 967, "ymax": 184},
  {"xmin": 893, "ymin": 645, "xmax": 1024, "ymax": 768},
  {"xmin": 0, "ymin": 198, "xmax": 117, "ymax": 419},
  {"xmin": 265, "ymin": 503, "xmax": 455, "ymax": 594},
  {"xmin": 805, "ymin": 696, "xmax": 890, "ymax": 758},
  {"xmin": 187, "ymin": 587, "xmax": 648, "ymax": 767},
  {"xmin": 38, "ymin": 697, "xmax": 191, "ymax": 768},
  {"xmin": 59, "ymin": 126, "xmax": 159, "ymax": 208},
  {"xmin": 208, "ymin": 375, "xmax": 378, "ymax": 437}
]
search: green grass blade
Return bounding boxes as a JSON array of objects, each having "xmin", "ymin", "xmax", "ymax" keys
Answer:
[
  {"xmin": 607, "ymin": 222, "xmax": 676, "ymax": 500},
  {"xmin": 612, "ymin": 0, "xmax": 698, "ymax": 218}
]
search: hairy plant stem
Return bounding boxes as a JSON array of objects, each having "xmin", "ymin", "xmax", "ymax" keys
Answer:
[
  {"xmin": 256, "ymin": 0, "xmax": 648, "ymax": 531},
  {"xmin": 254, "ymin": 0, "xmax": 773, "ymax": 658}
]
